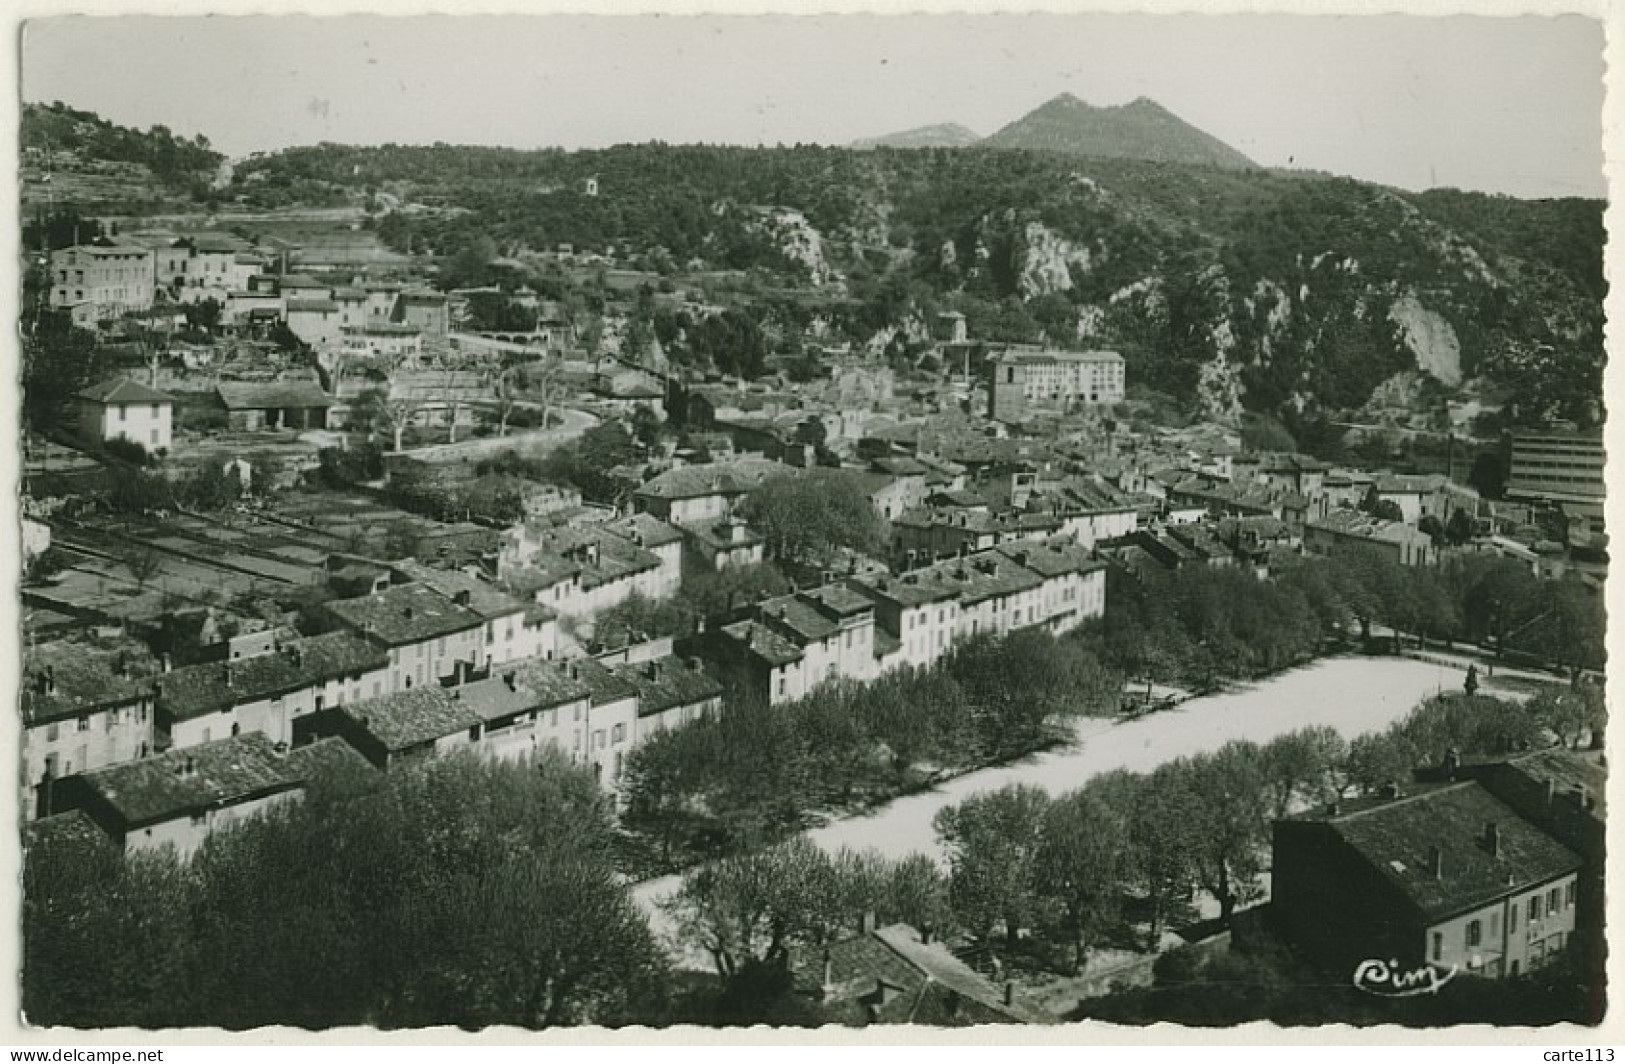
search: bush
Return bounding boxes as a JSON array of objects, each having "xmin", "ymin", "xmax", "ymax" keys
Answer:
[{"xmin": 102, "ymin": 437, "xmax": 150, "ymax": 467}]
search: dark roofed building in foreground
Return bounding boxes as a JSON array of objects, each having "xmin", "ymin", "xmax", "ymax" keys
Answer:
[
  {"xmin": 1273, "ymin": 781, "xmax": 1582, "ymax": 980},
  {"xmin": 792, "ymin": 918, "xmax": 1050, "ymax": 1025},
  {"xmin": 58, "ymin": 732, "xmax": 363, "ymax": 859}
]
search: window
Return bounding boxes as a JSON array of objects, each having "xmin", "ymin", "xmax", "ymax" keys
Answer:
[
  {"xmin": 1491, "ymin": 912, "xmax": 1501, "ymax": 939},
  {"xmin": 1565, "ymin": 882, "xmax": 1576, "ymax": 908},
  {"xmin": 1509, "ymin": 903, "xmax": 1518, "ymax": 933},
  {"xmin": 612, "ymin": 723, "xmax": 626, "ymax": 744},
  {"xmin": 1549, "ymin": 887, "xmax": 1561, "ymax": 913},
  {"xmin": 77, "ymin": 715, "xmax": 90, "ymax": 732},
  {"xmin": 118, "ymin": 405, "xmax": 127, "ymax": 422},
  {"xmin": 1431, "ymin": 932, "xmax": 1442, "ymax": 962},
  {"xmin": 151, "ymin": 403, "xmax": 159, "ymax": 417},
  {"xmin": 468, "ymin": 725, "xmax": 481, "ymax": 742},
  {"xmin": 1466, "ymin": 920, "xmax": 1482, "ymax": 948},
  {"xmin": 1529, "ymin": 895, "xmax": 1542, "ymax": 923}
]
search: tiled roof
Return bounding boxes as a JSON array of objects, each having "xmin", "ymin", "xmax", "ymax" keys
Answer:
[
  {"xmin": 339, "ymin": 688, "xmax": 484, "ymax": 753},
  {"xmin": 560, "ymin": 657, "xmax": 639, "ymax": 707},
  {"xmin": 286, "ymin": 298, "xmax": 340, "ymax": 313},
  {"xmin": 389, "ymin": 560, "xmax": 531, "ymax": 621},
  {"xmin": 451, "ymin": 676, "xmax": 539, "ymax": 723},
  {"xmin": 324, "ymin": 584, "xmax": 486, "ymax": 646},
  {"xmin": 216, "ymin": 380, "xmax": 332, "ymax": 410},
  {"xmin": 156, "ymin": 633, "xmax": 385, "ymax": 722},
  {"xmin": 683, "ymin": 517, "xmax": 763, "ymax": 552},
  {"xmin": 633, "ymin": 459, "xmax": 793, "ymax": 500},
  {"xmin": 22, "ymin": 638, "xmax": 159, "ymax": 726},
  {"xmin": 849, "ymin": 570, "xmax": 959, "ymax": 608},
  {"xmin": 24, "ymin": 809, "xmax": 112, "ymax": 856},
  {"xmin": 605, "ymin": 512, "xmax": 685, "ymax": 549},
  {"xmin": 718, "ymin": 619, "xmax": 803, "ymax": 668},
  {"xmin": 610, "ymin": 656, "xmax": 721, "ymax": 717},
  {"xmin": 77, "ymin": 377, "xmax": 175, "ymax": 405},
  {"xmin": 994, "ymin": 539, "xmax": 1103, "ymax": 578},
  {"xmin": 79, "ymin": 733, "xmax": 309, "ymax": 828},
  {"xmin": 1320, "ymin": 782, "xmax": 1582, "ymax": 922},
  {"xmin": 281, "ymin": 736, "xmax": 381, "ymax": 798},
  {"xmin": 504, "ymin": 659, "xmax": 593, "ymax": 709}
]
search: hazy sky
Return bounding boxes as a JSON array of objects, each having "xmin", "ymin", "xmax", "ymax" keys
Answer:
[{"xmin": 20, "ymin": 13, "xmax": 1607, "ymax": 199}]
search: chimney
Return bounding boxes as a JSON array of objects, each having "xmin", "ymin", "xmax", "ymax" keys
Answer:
[
  {"xmin": 1427, "ymin": 845, "xmax": 1443, "ymax": 880},
  {"xmin": 503, "ymin": 671, "xmax": 517, "ymax": 692},
  {"xmin": 224, "ymin": 664, "xmax": 234, "ymax": 689},
  {"xmin": 1003, "ymin": 981, "xmax": 1015, "ymax": 1008},
  {"xmin": 1548, "ymin": 779, "xmax": 1559, "ymax": 805},
  {"xmin": 821, "ymin": 949, "xmax": 835, "ymax": 1002},
  {"xmin": 1484, "ymin": 822, "xmax": 1501, "ymax": 858},
  {"xmin": 272, "ymin": 741, "xmax": 289, "ymax": 757},
  {"xmin": 567, "ymin": 662, "xmax": 580, "ymax": 681},
  {"xmin": 860, "ymin": 910, "xmax": 877, "ymax": 935},
  {"xmin": 161, "ymin": 653, "xmax": 173, "ymax": 674}
]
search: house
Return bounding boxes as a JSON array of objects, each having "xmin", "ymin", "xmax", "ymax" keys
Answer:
[
  {"xmin": 603, "ymin": 513, "xmax": 685, "ymax": 600},
  {"xmin": 1272, "ymin": 781, "xmax": 1582, "ymax": 979},
  {"xmin": 1374, "ymin": 474, "xmax": 1451, "ymax": 525},
  {"xmin": 388, "ymin": 560, "xmax": 558, "ymax": 665},
  {"xmin": 49, "ymin": 243, "xmax": 156, "ymax": 320},
  {"xmin": 848, "ymin": 568, "xmax": 962, "ymax": 674},
  {"xmin": 341, "ymin": 321, "xmax": 422, "ymax": 360},
  {"xmin": 60, "ymin": 733, "xmax": 371, "ymax": 859},
  {"xmin": 21, "ymin": 638, "xmax": 160, "ymax": 821},
  {"xmin": 157, "ymin": 631, "xmax": 389, "ymax": 751},
  {"xmin": 323, "ymin": 583, "xmax": 489, "ymax": 693},
  {"xmin": 76, "ymin": 377, "xmax": 175, "ymax": 452},
  {"xmin": 704, "ymin": 584, "xmax": 879, "ymax": 705},
  {"xmin": 393, "ymin": 289, "xmax": 450, "ymax": 336},
  {"xmin": 556, "ymin": 657, "xmax": 641, "ymax": 790},
  {"xmin": 609, "ymin": 653, "xmax": 723, "ymax": 740},
  {"xmin": 499, "ymin": 524, "xmax": 669, "ymax": 623},
  {"xmin": 1305, "ymin": 510, "xmax": 1439, "ymax": 567},
  {"xmin": 215, "ymin": 380, "xmax": 333, "ymax": 431},
  {"xmin": 327, "ymin": 686, "xmax": 487, "ymax": 769},
  {"xmin": 791, "ymin": 918, "xmax": 1048, "ymax": 1025},
  {"xmin": 631, "ymin": 458, "xmax": 792, "ymax": 527},
  {"xmin": 992, "ymin": 539, "xmax": 1106, "ymax": 636},
  {"xmin": 682, "ymin": 516, "xmax": 766, "ymax": 572},
  {"xmin": 285, "ymin": 298, "xmax": 342, "ymax": 348}
]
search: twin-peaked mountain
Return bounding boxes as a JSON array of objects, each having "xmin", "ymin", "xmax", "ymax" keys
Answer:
[{"xmin": 854, "ymin": 94, "xmax": 1256, "ymax": 170}]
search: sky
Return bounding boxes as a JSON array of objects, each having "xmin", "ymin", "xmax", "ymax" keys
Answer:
[{"xmin": 20, "ymin": 12, "xmax": 1608, "ymax": 199}]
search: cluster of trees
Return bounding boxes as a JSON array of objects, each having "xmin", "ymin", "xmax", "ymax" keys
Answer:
[
  {"xmin": 621, "ymin": 628, "xmax": 1119, "ymax": 870},
  {"xmin": 587, "ymin": 562, "xmax": 792, "ymax": 652},
  {"xmin": 662, "ymin": 837, "xmax": 952, "ymax": 1023},
  {"xmin": 1099, "ymin": 552, "xmax": 1605, "ymax": 693},
  {"xmin": 24, "ymin": 752, "xmax": 667, "ymax": 1029},
  {"xmin": 22, "ymin": 312, "xmax": 103, "ymax": 435},
  {"xmin": 736, "ymin": 470, "xmax": 888, "ymax": 571},
  {"xmin": 23, "ymin": 101, "xmax": 222, "ymax": 189}
]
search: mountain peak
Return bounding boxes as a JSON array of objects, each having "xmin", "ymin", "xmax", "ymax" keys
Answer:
[{"xmin": 983, "ymin": 93, "xmax": 1254, "ymax": 170}]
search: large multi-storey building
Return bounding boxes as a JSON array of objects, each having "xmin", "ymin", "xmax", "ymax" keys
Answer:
[
  {"xmin": 49, "ymin": 243, "xmax": 156, "ymax": 320},
  {"xmin": 987, "ymin": 347, "xmax": 1125, "ymax": 422},
  {"xmin": 1505, "ymin": 429, "xmax": 1606, "ymax": 524}
]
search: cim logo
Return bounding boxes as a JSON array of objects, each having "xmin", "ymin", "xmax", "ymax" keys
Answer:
[{"xmin": 1352, "ymin": 958, "xmax": 1458, "ymax": 997}]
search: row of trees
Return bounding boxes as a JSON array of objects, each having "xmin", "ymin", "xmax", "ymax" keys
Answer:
[
  {"xmin": 24, "ymin": 752, "xmax": 667, "ymax": 1029},
  {"xmin": 621, "ymin": 628, "xmax": 1119, "ymax": 871},
  {"xmin": 929, "ymin": 682, "xmax": 1602, "ymax": 979},
  {"xmin": 1099, "ymin": 551, "xmax": 1605, "ymax": 693}
]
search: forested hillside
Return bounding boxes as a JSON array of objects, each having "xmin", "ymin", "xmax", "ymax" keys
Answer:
[{"xmin": 224, "ymin": 139, "xmax": 1602, "ymax": 428}]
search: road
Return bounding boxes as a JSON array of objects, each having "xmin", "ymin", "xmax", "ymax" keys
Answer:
[
  {"xmin": 298, "ymin": 405, "xmax": 599, "ymax": 466},
  {"xmin": 632, "ymin": 654, "xmax": 1541, "ymax": 969},
  {"xmin": 407, "ymin": 406, "xmax": 599, "ymax": 465}
]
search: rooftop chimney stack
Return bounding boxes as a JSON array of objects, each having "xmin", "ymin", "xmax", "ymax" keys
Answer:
[
  {"xmin": 1427, "ymin": 845, "xmax": 1444, "ymax": 880},
  {"xmin": 1484, "ymin": 822, "xmax": 1501, "ymax": 858}
]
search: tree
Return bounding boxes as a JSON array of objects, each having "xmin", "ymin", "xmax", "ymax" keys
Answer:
[
  {"xmin": 629, "ymin": 405, "xmax": 664, "ymax": 452},
  {"xmin": 1037, "ymin": 789, "xmax": 1129, "ymax": 974},
  {"xmin": 737, "ymin": 470, "xmax": 885, "ymax": 570},
  {"xmin": 26, "ymin": 751, "xmax": 666, "ymax": 1029},
  {"xmin": 664, "ymin": 836, "xmax": 834, "ymax": 981},
  {"xmin": 933, "ymin": 784, "xmax": 1050, "ymax": 949},
  {"xmin": 1181, "ymin": 743, "xmax": 1269, "ymax": 923},
  {"xmin": 1445, "ymin": 508, "xmax": 1475, "ymax": 546},
  {"xmin": 22, "ymin": 312, "xmax": 102, "ymax": 433}
]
